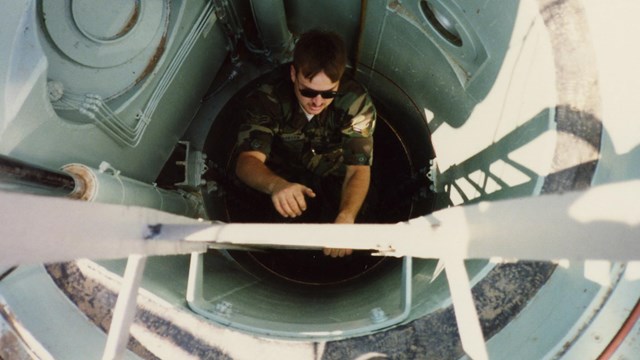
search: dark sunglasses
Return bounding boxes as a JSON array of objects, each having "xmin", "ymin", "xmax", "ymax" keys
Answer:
[{"xmin": 298, "ymin": 87, "xmax": 339, "ymax": 99}]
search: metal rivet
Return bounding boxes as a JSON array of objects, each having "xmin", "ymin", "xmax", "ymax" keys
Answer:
[
  {"xmin": 215, "ymin": 301, "xmax": 233, "ymax": 317},
  {"xmin": 370, "ymin": 307, "xmax": 388, "ymax": 323}
]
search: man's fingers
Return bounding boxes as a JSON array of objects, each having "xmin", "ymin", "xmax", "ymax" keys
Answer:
[
  {"xmin": 272, "ymin": 198, "xmax": 286, "ymax": 217},
  {"xmin": 304, "ymin": 187, "xmax": 316, "ymax": 198},
  {"xmin": 274, "ymin": 197, "xmax": 296, "ymax": 217},
  {"xmin": 322, "ymin": 248, "xmax": 353, "ymax": 258},
  {"xmin": 293, "ymin": 192, "xmax": 308, "ymax": 211},
  {"xmin": 272, "ymin": 183, "xmax": 316, "ymax": 218},
  {"xmin": 286, "ymin": 196, "xmax": 303, "ymax": 216},
  {"xmin": 274, "ymin": 194, "xmax": 304, "ymax": 217},
  {"xmin": 273, "ymin": 198, "xmax": 289, "ymax": 217}
]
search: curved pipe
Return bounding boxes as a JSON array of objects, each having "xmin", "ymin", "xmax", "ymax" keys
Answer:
[
  {"xmin": 598, "ymin": 298, "xmax": 640, "ymax": 359},
  {"xmin": 250, "ymin": 0, "xmax": 293, "ymax": 61},
  {"xmin": 354, "ymin": 0, "xmax": 369, "ymax": 75}
]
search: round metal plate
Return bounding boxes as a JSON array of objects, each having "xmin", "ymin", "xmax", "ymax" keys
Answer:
[{"xmin": 43, "ymin": 0, "xmax": 164, "ymax": 68}]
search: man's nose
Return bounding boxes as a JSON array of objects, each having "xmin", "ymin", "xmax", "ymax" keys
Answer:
[{"xmin": 312, "ymin": 95, "xmax": 323, "ymax": 104}]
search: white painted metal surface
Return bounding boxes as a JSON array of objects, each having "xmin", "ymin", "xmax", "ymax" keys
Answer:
[
  {"xmin": 445, "ymin": 257, "xmax": 489, "ymax": 360},
  {"xmin": 3, "ymin": 180, "xmax": 639, "ymax": 267},
  {"xmin": 153, "ymin": 180, "xmax": 640, "ymax": 262},
  {"xmin": 0, "ymin": 191, "xmax": 207, "ymax": 267},
  {"xmin": 2, "ymin": 180, "xmax": 639, "ymax": 359},
  {"xmin": 0, "ymin": 266, "xmax": 140, "ymax": 360},
  {"xmin": 103, "ymin": 255, "xmax": 148, "ymax": 360}
]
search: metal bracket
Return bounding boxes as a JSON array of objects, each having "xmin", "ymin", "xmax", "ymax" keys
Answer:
[
  {"xmin": 427, "ymin": 157, "xmax": 440, "ymax": 192},
  {"xmin": 175, "ymin": 141, "xmax": 208, "ymax": 190},
  {"xmin": 185, "ymin": 252, "xmax": 413, "ymax": 339}
]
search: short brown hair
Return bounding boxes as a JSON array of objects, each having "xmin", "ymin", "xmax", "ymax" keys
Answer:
[{"xmin": 293, "ymin": 30, "xmax": 347, "ymax": 82}]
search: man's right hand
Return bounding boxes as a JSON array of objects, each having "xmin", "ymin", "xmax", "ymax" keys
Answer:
[
  {"xmin": 236, "ymin": 151, "xmax": 316, "ymax": 218},
  {"xmin": 271, "ymin": 180, "xmax": 316, "ymax": 218}
]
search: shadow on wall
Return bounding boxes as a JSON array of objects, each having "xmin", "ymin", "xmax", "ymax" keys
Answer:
[
  {"xmin": 438, "ymin": 105, "xmax": 603, "ymax": 205},
  {"xmin": 320, "ymin": 103, "xmax": 607, "ymax": 360}
]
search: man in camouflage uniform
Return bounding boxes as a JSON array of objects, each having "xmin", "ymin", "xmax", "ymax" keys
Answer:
[{"xmin": 235, "ymin": 29, "xmax": 376, "ymax": 257}]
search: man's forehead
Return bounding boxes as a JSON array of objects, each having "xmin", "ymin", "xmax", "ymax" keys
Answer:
[{"xmin": 295, "ymin": 71, "xmax": 339, "ymax": 89}]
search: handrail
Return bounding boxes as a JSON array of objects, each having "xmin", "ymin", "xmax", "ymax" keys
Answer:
[{"xmin": 0, "ymin": 154, "xmax": 78, "ymax": 197}]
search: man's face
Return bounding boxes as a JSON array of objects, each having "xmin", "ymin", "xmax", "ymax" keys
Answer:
[{"xmin": 290, "ymin": 65, "xmax": 340, "ymax": 115}]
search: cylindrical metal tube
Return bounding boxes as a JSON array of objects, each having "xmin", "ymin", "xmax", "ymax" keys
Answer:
[
  {"xmin": 62, "ymin": 163, "xmax": 203, "ymax": 218},
  {"xmin": 250, "ymin": 0, "xmax": 293, "ymax": 60},
  {"xmin": 0, "ymin": 154, "xmax": 78, "ymax": 197},
  {"xmin": 0, "ymin": 155, "xmax": 202, "ymax": 218}
]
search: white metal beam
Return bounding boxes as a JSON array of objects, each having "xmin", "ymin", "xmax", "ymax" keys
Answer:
[
  {"xmin": 0, "ymin": 191, "xmax": 207, "ymax": 267},
  {"xmin": 154, "ymin": 180, "xmax": 640, "ymax": 262},
  {"xmin": 3, "ymin": 181, "xmax": 638, "ymax": 360},
  {"xmin": 444, "ymin": 257, "xmax": 489, "ymax": 360},
  {"xmin": 102, "ymin": 255, "xmax": 147, "ymax": 360},
  {"xmin": 2, "ymin": 180, "xmax": 639, "ymax": 267}
]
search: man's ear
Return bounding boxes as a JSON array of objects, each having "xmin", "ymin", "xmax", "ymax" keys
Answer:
[{"xmin": 290, "ymin": 64, "xmax": 296, "ymax": 83}]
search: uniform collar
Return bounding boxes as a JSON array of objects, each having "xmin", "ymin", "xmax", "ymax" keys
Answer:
[{"xmin": 300, "ymin": 105, "xmax": 314, "ymax": 121}]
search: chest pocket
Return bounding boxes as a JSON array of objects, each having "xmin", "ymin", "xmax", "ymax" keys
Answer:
[
  {"xmin": 306, "ymin": 122, "xmax": 342, "ymax": 154},
  {"xmin": 278, "ymin": 131, "xmax": 306, "ymax": 155},
  {"xmin": 305, "ymin": 129, "xmax": 344, "ymax": 176}
]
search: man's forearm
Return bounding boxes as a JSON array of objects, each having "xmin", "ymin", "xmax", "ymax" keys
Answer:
[
  {"xmin": 235, "ymin": 151, "xmax": 286, "ymax": 195},
  {"xmin": 236, "ymin": 151, "xmax": 316, "ymax": 218},
  {"xmin": 336, "ymin": 165, "xmax": 370, "ymax": 223}
]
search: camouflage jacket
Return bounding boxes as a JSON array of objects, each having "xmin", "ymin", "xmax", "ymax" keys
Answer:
[{"xmin": 236, "ymin": 69, "xmax": 376, "ymax": 178}]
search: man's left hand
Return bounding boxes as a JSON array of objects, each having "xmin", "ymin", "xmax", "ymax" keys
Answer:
[
  {"xmin": 323, "ymin": 247, "xmax": 353, "ymax": 258},
  {"xmin": 323, "ymin": 213, "xmax": 355, "ymax": 258}
]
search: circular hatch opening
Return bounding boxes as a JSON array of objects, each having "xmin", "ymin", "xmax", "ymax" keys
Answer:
[{"xmin": 202, "ymin": 66, "xmax": 436, "ymax": 286}]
